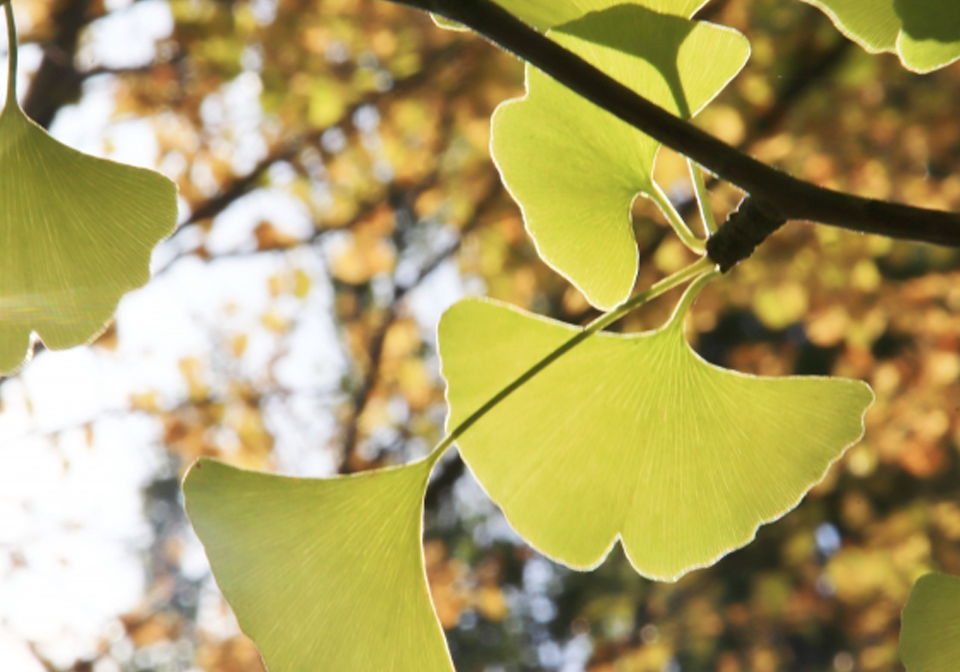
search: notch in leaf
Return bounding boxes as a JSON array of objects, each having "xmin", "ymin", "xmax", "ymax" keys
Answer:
[
  {"xmin": 183, "ymin": 458, "xmax": 454, "ymax": 672},
  {"xmin": 491, "ymin": 3, "xmax": 749, "ymax": 309},
  {"xmin": 800, "ymin": 0, "xmax": 960, "ymax": 73},
  {"xmin": 0, "ymin": 2, "xmax": 177, "ymax": 373},
  {"xmin": 436, "ymin": 0, "xmax": 712, "ymax": 32},
  {"xmin": 439, "ymin": 275, "xmax": 873, "ymax": 581}
]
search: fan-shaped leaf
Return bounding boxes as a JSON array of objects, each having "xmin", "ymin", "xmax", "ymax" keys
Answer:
[
  {"xmin": 434, "ymin": 0, "xmax": 709, "ymax": 32},
  {"xmin": 0, "ymin": 103, "xmax": 177, "ymax": 373},
  {"xmin": 439, "ymin": 279, "xmax": 873, "ymax": 581},
  {"xmin": 801, "ymin": 0, "xmax": 960, "ymax": 73},
  {"xmin": 493, "ymin": 0, "xmax": 709, "ymax": 31},
  {"xmin": 491, "ymin": 5, "xmax": 749, "ymax": 309},
  {"xmin": 900, "ymin": 572, "xmax": 960, "ymax": 672},
  {"xmin": 183, "ymin": 458, "xmax": 453, "ymax": 672}
]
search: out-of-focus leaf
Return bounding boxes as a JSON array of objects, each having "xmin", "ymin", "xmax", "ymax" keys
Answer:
[
  {"xmin": 439, "ymin": 277, "xmax": 873, "ymax": 580},
  {"xmin": 900, "ymin": 572, "xmax": 960, "ymax": 671},
  {"xmin": 183, "ymin": 458, "xmax": 453, "ymax": 672},
  {"xmin": 801, "ymin": 0, "xmax": 960, "ymax": 73},
  {"xmin": 0, "ymin": 103, "xmax": 177, "ymax": 373},
  {"xmin": 491, "ymin": 5, "xmax": 749, "ymax": 308}
]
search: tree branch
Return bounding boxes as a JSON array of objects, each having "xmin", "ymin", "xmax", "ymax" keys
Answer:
[
  {"xmin": 172, "ymin": 41, "xmax": 468, "ymax": 234},
  {"xmin": 21, "ymin": 0, "xmax": 91, "ymax": 129},
  {"xmin": 384, "ymin": 0, "xmax": 960, "ymax": 253}
]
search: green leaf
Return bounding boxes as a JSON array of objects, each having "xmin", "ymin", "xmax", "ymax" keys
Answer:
[
  {"xmin": 439, "ymin": 278, "xmax": 873, "ymax": 581},
  {"xmin": 183, "ymin": 458, "xmax": 453, "ymax": 672},
  {"xmin": 492, "ymin": 0, "xmax": 710, "ymax": 31},
  {"xmin": 800, "ymin": 0, "xmax": 960, "ymax": 73},
  {"xmin": 0, "ymin": 103, "xmax": 177, "ymax": 373},
  {"xmin": 433, "ymin": 0, "xmax": 709, "ymax": 32},
  {"xmin": 900, "ymin": 572, "xmax": 960, "ymax": 672},
  {"xmin": 491, "ymin": 5, "xmax": 749, "ymax": 309}
]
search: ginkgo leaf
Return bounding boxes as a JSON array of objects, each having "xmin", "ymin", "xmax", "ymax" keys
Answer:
[
  {"xmin": 0, "ymin": 102, "xmax": 177, "ymax": 373},
  {"xmin": 800, "ymin": 0, "xmax": 960, "ymax": 73},
  {"xmin": 439, "ymin": 277, "xmax": 873, "ymax": 581},
  {"xmin": 491, "ymin": 5, "xmax": 749, "ymax": 309},
  {"xmin": 183, "ymin": 458, "xmax": 453, "ymax": 672},
  {"xmin": 900, "ymin": 572, "xmax": 960, "ymax": 671},
  {"xmin": 433, "ymin": 0, "xmax": 709, "ymax": 32},
  {"xmin": 492, "ymin": 0, "xmax": 709, "ymax": 31}
]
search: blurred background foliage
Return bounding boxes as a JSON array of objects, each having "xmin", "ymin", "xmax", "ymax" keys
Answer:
[{"xmin": 1, "ymin": 0, "xmax": 959, "ymax": 670}]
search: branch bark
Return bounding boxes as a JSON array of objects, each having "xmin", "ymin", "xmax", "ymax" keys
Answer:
[
  {"xmin": 384, "ymin": 0, "xmax": 960, "ymax": 251},
  {"xmin": 22, "ymin": 0, "xmax": 91, "ymax": 129}
]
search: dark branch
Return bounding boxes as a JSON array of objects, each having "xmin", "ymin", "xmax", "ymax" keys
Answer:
[
  {"xmin": 22, "ymin": 0, "xmax": 91, "ymax": 129},
  {"xmin": 707, "ymin": 197, "xmax": 786, "ymax": 272},
  {"xmin": 384, "ymin": 0, "xmax": 960, "ymax": 249}
]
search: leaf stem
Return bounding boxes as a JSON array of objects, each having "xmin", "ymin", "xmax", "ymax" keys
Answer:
[
  {"xmin": 650, "ymin": 182, "xmax": 705, "ymax": 253},
  {"xmin": 426, "ymin": 255, "xmax": 716, "ymax": 466},
  {"xmin": 3, "ymin": 0, "xmax": 15, "ymax": 108},
  {"xmin": 666, "ymin": 268, "xmax": 721, "ymax": 332},
  {"xmin": 688, "ymin": 160, "xmax": 717, "ymax": 235}
]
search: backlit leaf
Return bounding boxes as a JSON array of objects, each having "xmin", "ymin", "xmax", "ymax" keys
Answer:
[
  {"xmin": 900, "ymin": 572, "xmax": 960, "ymax": 672},
  {"xmin": 800, "ymin": 0, "xmax": 960, "ymax": 73},
  {"xmin": 433, "ymin": 0, "xmax": 709, "ymax": 32},
  {"xmin": 0, "ymin": 102, "xmax": 177, "ymax": 373},
  {"xmin": 183, "ymin": 458, "xmax": 453, "ymax": 672},
  {"xmin": 492, "ymin": 0, "xmax": 709, "ymax": 31},
  {"xmin": 491, "ymin": 5, "xmax": 749, "ymax": 308},
  {"xmin": 439, "ymin": 277, "xmax": 873, "ymax": 580}
]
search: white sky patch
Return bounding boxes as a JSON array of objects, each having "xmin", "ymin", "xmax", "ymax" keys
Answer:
[
  {"xmin": 409, "ymin": 258, "xmax": 466, "ymax": 344},
  {"xmin": 206, "ymin": 188, "xmax": 315, "ymax": 254},
  {"xmin": 222, "ymin": 72, "xmax": 268, "ymax": 175},
  {"xmin": 48, "ymin": 76, "xmax": 120, "ymax": 155},
  {"xmin": 200, "ymin": 72, "xmax": 269, "ymax": 176},
  {"xmin": 114, "ymin": 264, "xmax": 215, "ymax": 406},
  {"xmin": 13, "ymin": 347, "xmax": 129, "ymax": 435},
  {"xmin": 0, "ymin": 631, "xmax": 44, "ymax": 672},
  {"xmin": 0, "ymin": 417, "xmax": 158, "ymax": 667},
  {"xmin": 78, "ymin": 0, "xmax": 174, "ymax": 70},
  {"xmin": 105, "ymin": 118, "xmax": 161, "ymax": 168}
]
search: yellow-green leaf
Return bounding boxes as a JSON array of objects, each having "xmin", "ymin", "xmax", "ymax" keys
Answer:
[
  {"xmin": 900, "ymin": 572, "xmax": 960, "ymax": 671},
  {"xmin": 492, "ymin": 0, "xmax": 709, "ymax": 31},
  {"xmin": 439, "ymin": 278, "xmax": 873, "ymax": 581},
  {"xmin": 491, "ymin": 5, "xmax": 749, "ymax": 308},
  {"xmin": 801, "ymin": 0, "xmax": 960, "ymax": 73},
  {"xmin": 183, "ymin": 458, "xmax": 453, "ymax": 672},
  {"xmin": 434, "ymin": 0, "xmax": 709, "ymax": 32},
  {"xmin": 0, "ymin": 103, "xmax": 177, "ymax": 373}
]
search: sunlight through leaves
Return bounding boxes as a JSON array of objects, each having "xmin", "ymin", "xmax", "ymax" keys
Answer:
[
  {"xmin": 184, "ymin": 458, "xmax": 454, "ymax": 672},
  {"xmin": 491, "ymin": 4, "xmax": 749, "ymax": 309},
  {"xmin": 440, "ymin": 277, "xmax": 873, "ymax": 580}
]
